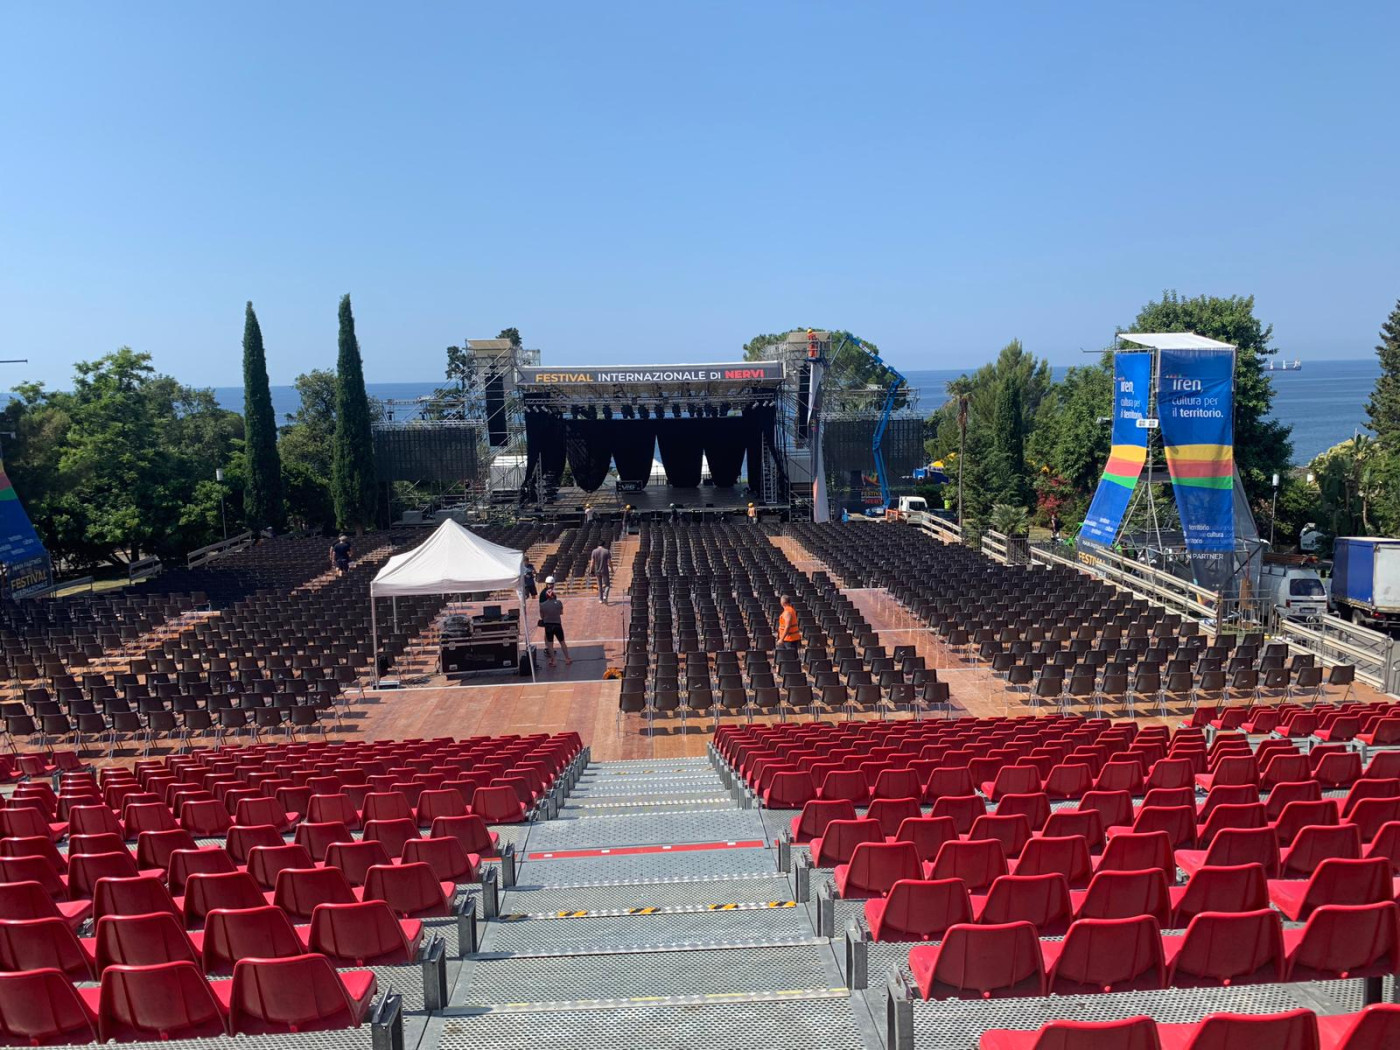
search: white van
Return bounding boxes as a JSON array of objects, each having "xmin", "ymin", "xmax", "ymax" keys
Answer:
[{"xmin": 1259, "ymin": 561, "xmax": 1328, "ymax": 621}]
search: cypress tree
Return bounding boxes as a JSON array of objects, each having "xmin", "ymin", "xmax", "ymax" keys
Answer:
[
  {"xmin": 1365, "ymin": 299, "xmax": 1400, "ymax": 443},
  {"xmin": 331, "ymin": 294, "xmax": 378, "ymax": 532},
  {"xmin": 991, "ymin": 375, "xmax": 1029, "ymax": 506},
  {"xmin": 240, "ymin": 301, "xmax": 283, "ymax": 530}
]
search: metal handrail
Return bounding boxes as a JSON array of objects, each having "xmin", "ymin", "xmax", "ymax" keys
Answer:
[{"xmin": 187, "ymin": 531, "xmax": 254, "ymax": 568}]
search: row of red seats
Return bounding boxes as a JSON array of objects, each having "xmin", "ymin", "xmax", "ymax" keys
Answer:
[
  {"xmin": 0, "ymin": 954, "xmax": 375, "ymax": 1043},
  {"xmin": 908, "ymin": 900, "xmax": 1400, "ymax": 999},
  {"xmin": 1208, "ymin": 702, "xmax": 1400, "ymax": 745},
  {"xmin": 980, "ymin": 1004, "xmax": 1399, "ymax": 1050}
]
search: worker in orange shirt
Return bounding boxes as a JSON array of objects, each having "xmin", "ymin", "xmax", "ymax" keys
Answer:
[{"xmin": 776, "ymin": 594, "xmax": 802, "ymax": 653}]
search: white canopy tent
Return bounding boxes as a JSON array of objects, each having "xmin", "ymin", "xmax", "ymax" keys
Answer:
[
  {"xmin": 368, "ymin": 519, "xmax": 532, "ymax": 684},
  {"xmin": 1116, "ymin": 332, "xmax": 1236, "ymax": 352}
]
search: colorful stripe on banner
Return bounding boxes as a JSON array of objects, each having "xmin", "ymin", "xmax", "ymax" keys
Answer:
[
  {"xmin": 1077, "ymin": 352, "xmax": 1152, "ymax": 547},
  {"xmin": 1158, "ymin": 349, "xmax": 1236, "ymax": 564}
]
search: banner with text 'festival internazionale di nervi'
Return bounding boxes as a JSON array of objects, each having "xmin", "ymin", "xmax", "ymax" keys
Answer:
[
  {"xmin": 1158, "ymin": 348, "xmax": 1236, "ymax": 588},
  {"xmin": 1078, "ymin": 352, "xmax": 1152, "ymax": 548},
  {"xmin": 0, "ymin": 458, "xmax": 52, "ymax": 596}
]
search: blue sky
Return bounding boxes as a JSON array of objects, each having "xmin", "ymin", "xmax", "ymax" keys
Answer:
[{"xmin": 3, "ymin": 2, "xmax": 1397, "ymax": 389}]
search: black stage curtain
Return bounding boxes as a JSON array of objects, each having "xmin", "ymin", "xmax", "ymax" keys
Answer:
[
  {"xmin": 610, "ymin": 421, "xmax": 656, "ymax": 487},
  {"xmin": 744, "ymin": 405, "xmax": 776, "ymax": 496},
  {"xmin": 656, "ymin": 418, "xmax": 705, "ymax": 488},
  {"xmin": 524, "ymin": 412, "xmax": 567, "ymax": 495},
  {"xmin": 565, "ymin": 419, "xmax": 614, "ymax": 492},
  {"xmin": 703, "ymin": 418, "xmax": 747, "ymax": 488}
]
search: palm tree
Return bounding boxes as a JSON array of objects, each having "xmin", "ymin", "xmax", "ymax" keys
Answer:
[
  {"xmin": 947, "ymin": 376, "xmax": 974, "ymax": 525},
  {"xmin": 989, "ymin": 502, "xmax": 1030, "ymax": 537}
]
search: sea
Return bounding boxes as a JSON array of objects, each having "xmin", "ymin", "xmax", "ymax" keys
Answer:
[{"xmin": 214, "ymin": 357, "xmax": 1380, "ymax": 467}]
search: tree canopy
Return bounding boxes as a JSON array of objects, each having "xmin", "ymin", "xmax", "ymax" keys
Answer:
[
  {"xmin": 240, "ymin": 301, "xmax": 283, "ymax": 530},
  {"xmin": 1365, "ymin": 299, "xmax": 1400, "ymax": 443},
  {"xmin": 330, "ymin": 294, "xmax": 378, "ymax": 532}
]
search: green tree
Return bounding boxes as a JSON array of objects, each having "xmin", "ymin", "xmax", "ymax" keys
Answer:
[
  {"xmin": 1124, "ymin": 291, "xmax": 1292, "ymax": 495},
  {"xmin": 990, "ymin": 375, "xmax": 1030, "ymax": 505},
  {"xmin": 497, "ymin": 327, "xmax": 522, "ymax": 347},
  {"xmin": 742, "ymin": 328, "xmax": 906, "ymax": 405},
  {"xmin": 2, "ymin": 349, "xmax": 243, "ymax": 567},
  {"xmin": 240, "ymin": 301, "xmax": 283, "ymax": 530},
  {"xmin": 331, "ymin": 294, "xmax": 378, "ymax": 533},
  {"xmin": 988, "ymin": 502, "xmax": 1030, "ymax": 537},
  {"xmin": 947, "ymin": 375, "xmax": 973, "ymax": 524},
  {"xmin": 1365, "ymin": 299, "xmax": 1400, "ymax": 442}
]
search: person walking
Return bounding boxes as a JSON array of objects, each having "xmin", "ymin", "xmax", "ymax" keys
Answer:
[
  {"xmin": 583, "ymin": 504, "xmax": 594, "ymax": 525},
  {"xmin": 620, "ymin": 504, "xmax": 631, "ymax": 539},
  {"xmin": 329, "ymin": 534, "xmax": 352, "ymax": 575},
  {"xmin": 588, "ymin": 542, "xmax": 613, "ymax": 603},
  {"xmin": 537, "ymin": 588, "xmax": 571, "ymax": 666},
  {"xmin": 776, "ymin": 594, "xmax": 802, "ymax": 653},
  {"xmin": 747, "ymin": 502, "xmax": 758, "ymax": 526}
]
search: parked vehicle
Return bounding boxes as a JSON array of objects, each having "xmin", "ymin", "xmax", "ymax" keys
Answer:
[
  {"xmin": 1259, "ymin": 558, "xmax": 1327, "ymax": 622},
  {"xmin": 1331, "ymin": 537, "xmax": 1400, "ymax": 631}
]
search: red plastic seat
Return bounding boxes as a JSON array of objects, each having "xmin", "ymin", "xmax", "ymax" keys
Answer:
[
  {"xmin": 1177, "ymin": 826, "xmax": 1280, "ymax": 880},
  {"xmin": 809, "ymin": 818, "xmax": 884, "ymax": 868},
  {"xmin": 1043, "ymin": 915, "xmax": 1165, "ymax": 994},
  {"xmin": 274, "ymin": 866, "xmax": 360, "ymax": 919},
  {"xmin": 1194, "ymin": 755, "xmax": 1258, "ymax": 792},
  {"xmin": 834, "ymin": 841, "xmax": 922, "ymax": 899},
  {"xmin": 360, "ymin": 791, "xmax": 414, "ymax": 824},
  {"xmin": 306, "ymin": 792, "xmax": 363, "ymax": 830},
  {"xmin": 1155, "ymin": 1009, "xmax": 1318, "ymax": 1050},
  {"xmin": 179, "ymin": 799, "xmax": 233, "ymax": 837},
  {"xmin": 295, "ymin": 820, "xmax": 355, "ymax": 863},
  {"xmin": 1042, "ymin": 763, "xmax": 1094, "ymax": 801},
  {"xmin": 96, "ymin": 960, "xmax": 228, "ymax": 1041},
  {"xmin": 0, "ymin": 807, "xmax": 65, "ymax": 843},
  {"xmin": 866, "ymin": 798, "xmax": 922, "ymax": 838},
  {"xmin": 94, "ymin": 911, "xmax": 202, "ymax": 971},
  {"xmin": 231, "ymin": 796, "xmax": 295, "ymax": 834},
  {"xmin": 430, "ymin": 814, "xmax": 500, "ymax": 856},
  {"xmin": 1169, "ymin": 862, "xmax": 1268, "ymax": 926},
  {"xmin": 134, "ymin": 828, "xmax": 198, "ymax": 872},
  {"xmin": 1041, "ymin": 810, "xmax": 1106, "ymax": 853},
  {"xmin": 1282, "ymin": 901, "xmax": 1400, "ymax": 981},
  {"xmin": 1095, "ymin": 831, "xmax": 1174, "ymax": 877},
  {"xmin": 763, "ymin": 771, "xmax": 817, "ymax": 810},
  {"xmin": 925, "ymin": 766, "xmax": 976, "ymax": 801},
  {"xmin": 1281, "ymin": 823, "xmax": 1363, "ymax": 877},
  {"xmin": 1317, "ymin": 1005, "xmax": 1400, "ymax": 1050},
  {"xmin": 471, "ymin": 785, "xmax": 528, "ymax": 823},
  {"xmin": 414, "ymin": 787, "xmax": 470, "ymax": 826},
  {"xmin": 1351, "ymin": 798, "xmax": 1400, "ymax": 844},
  {"xmin": 91, "ymin": 876, "xmax": 179, "ymax": 923},
  {"xmin": 929, "ymin": 837, "xmax": 1009, "ymax": 893},
  {"xmin": 1268, "ymin": 856, "xmax": 1394, "ymax": 921},
  {"xmin": 67, "ymin": 804, "xmax": 124, "ymax": 840},
  {"xmin": 982, "ymin": 765, "xmax": 1040, "ymax": 802},
  {"xmin": 817, "ymin": 769, "xmax": 870, "ymax": 804},
  {"xmin": 1079, "ymin": 790, "xmax": 1134, "ymax": 832},
  {"xmin": 1271, "ymin": 799, "xmax": 1340, "ymax": 847},
  {"xmin": 1010, "ymin": 835, "xmax": 1092, "ymax": 889},
  {"xmin": 931, "ymin": 794, "xmax": 986, "ymax": 835},
  {"xmin": 994, "ymin": 792, "xmax": 1052, "ymax": 833},
  {"xmin": 180, "ymin": 871, "xmax": 268, "ymax": 927},
  {"xmin": 121, "ymin": 802, "xmax": 179, "ymax": 839},
  {"xmin": 968, "ymin": 814, "xmax": 1033, "ymax": 859},
  {"xmin": 788, "ymin": 799, "xmax": 857, "ymax": 843},
  {"xmin": 166, "ymin": 847, "xmax": 237, "ymax": 896},
  {"xmin": 1094, "ymin": 761, "xmax": 1144, "ymax": 796},
  {"xmin": 890, "ymin": 816, "xmax": 959, "ymax": 862},
  {"xmin": 307, "ymin": 900, "xmax": 423, "ymax": 964},
  {"xmin": 1113, "ymin": 806, "xmax": 1197, "ymax": 850},
  {"xmin": 1161, "ymin": 908, "xmax": 1285, "ymax": 988},
  {"xmin": 1195, "ymin": 802, "xmax": 1267, "ymax": 849},
  {"xmin": 0, "ymin": 917, "xmax": 97, "ymax": 979},
  {"xmin": 0, "ymin": 967, "xmax": 100, "ymax": 1045},
  {"xmin": 363, "ymin": 817, "xmax": 422, "ymax": 858},
  {"xmin": 971, "ymin": 873, "xmax": 1072, "ymax": 934},
  {"xmin": 909, "ymin": 921, "xmax": 1046, "ymax": 999},
  {"xmin": 225, "ymin": 824, "xmax": 285, "ymax": 865},
  {"xmin": 871, "ymin": 768, "xmax": 922, "ymax": 801},
  {"xmin": 0, "ymin": 880, "xmax": 91, "ymax": 930},
  {"xmin": 362, "ymin": 861, "xmax": 455, "ymax": 917},
  {"xmin": 1070, "ymin": 868, "xmax": 1171, "ymax": 925},
  {"xmin": 864, "ymin": 878, "xmax": 972, "ymax": 941},
  {"xmin": 1261, "ymin": 753, "xmax": 1313, "ymax": 789},
  {"xmin": 0, "ymin": 836, "xmax": 68, "ymax": 878},
  {"xmin": 324, "ymin": 839, "xmax": 394, "ymax": 887},
  {"xmin": 978, "ymin": 1015, "xmax": 1160, "ymax": 1050},
  {"xmin": 1145, "ymin": 758, "xmax": 1194, "ymax": 792},
  {"xmin": 401, "ymin": 836, "xmax": 478, "ymax": 882},
  {"xmin": 200, "ymin": 905, "xmax": 309, "ymax": 975},
  {"xmin": 1364, "ymin": 821, "xmax": 1400, "ymax": 872},
  {"xmin": 67, "ymin": 851, "xmax": 149, "ymax": 901},
  {"xmin": 225, "ymin": 953, "xmax": 376, "ymax": 1034},
  {"xmin": 246, "ymin": 843, "xmax": 317, "ymax": 891},
  {"xmin": 1315, "ymin": 751, "xmax": 1364, "ymax": 789}
]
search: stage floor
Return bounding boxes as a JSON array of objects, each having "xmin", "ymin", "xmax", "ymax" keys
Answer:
[{"xmin": 540, "ymin": 484, "xmax": 777, "ymax": 516}]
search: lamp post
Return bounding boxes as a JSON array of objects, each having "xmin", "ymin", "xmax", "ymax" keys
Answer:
[
  {"xmin": 215, "ymin": 468, "xmax": 228, "ymax": 540},
  {"xmin": 1270, "ymin": 472, "xmax": 1280, "ymax": 547}
]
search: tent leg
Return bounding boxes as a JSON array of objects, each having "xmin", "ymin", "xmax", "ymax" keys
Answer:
[
  {"xmin": 371, "ymin": 597, "xmax": 380, "ymax": 687},
  {"xmin": 392, "ymin": 596, "xmax": 398, "ymax": 633},
  {"xmin": 520, "ymin": 584, "xmax": 536, "ymax": 684}
]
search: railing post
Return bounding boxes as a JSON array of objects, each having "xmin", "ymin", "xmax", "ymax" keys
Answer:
[
  {"xmin": 420, "ymin": 934, "xmax": 448, "ymax": 1012},
  {"xmin": 816, "ymin": 881, "xmax": 834, "ymax": 938},
  {"xmin": 844, "ymin": 924, "xmax": 868, "ymax": 990},
  {"xmin": 370, "ymin": 990, "xmax": 404, "ymax": 1050},
  {"xmin": 456, "ymin": 892, "xmax": 478, "ymax": 956},
  {"xmin": 480, "ymin": 866, "xmax": 499, "ymax": 918},
  {"xmin": 793, "ymin": 853, "xmax": 811, "ymax": 903},
  {"xmin": 500, "ymin": 843, "xmax": 517, "ymax": 888},
  {"xmin": 777, "ymin": 830, "xmax": 791, "ymax": 873},
  {"xmin": 886, "ymin": 966, "xmax": 914, "ymax": 1050}
]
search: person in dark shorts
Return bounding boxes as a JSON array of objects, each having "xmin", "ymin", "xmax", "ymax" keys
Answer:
[
  {"xmin": 538, "ymin": 590, "xmax": 571, "ymax": 666},
  {"xmin": 330, "ymin": 534, "xmax": 352, "ymax": 574},
  {"xmin": 589, "ymin": 542, "xmax": 613, "ymax": 603}
]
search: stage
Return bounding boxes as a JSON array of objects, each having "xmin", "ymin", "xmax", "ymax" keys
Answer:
[{"xmin": 523, "ymin": 483, "xmax": 786, "ymax": 522}]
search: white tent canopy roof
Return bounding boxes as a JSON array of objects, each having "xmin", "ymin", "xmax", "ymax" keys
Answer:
[
  {"xmin": 370, "ymin": 519, "xmax": 523, "ymax": 597},
  {"xmin": 1117, "ymin": 332, "xmax": 1236, "ymax": 351}
]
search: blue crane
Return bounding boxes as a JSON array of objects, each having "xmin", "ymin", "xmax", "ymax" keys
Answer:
[{"xmin": 842, "ymin": 336, "xmax": 906, "ymax": 513}]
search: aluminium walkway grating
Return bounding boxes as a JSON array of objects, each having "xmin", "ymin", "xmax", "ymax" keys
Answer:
[{"xmin": 500, "ymin": 872, "xmax": 792, "ymax": 913}]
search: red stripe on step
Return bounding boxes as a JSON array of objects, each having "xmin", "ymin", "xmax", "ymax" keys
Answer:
[{"xmin": 527, "ymin": 839, "xmax": 766, "ymax": 860}]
